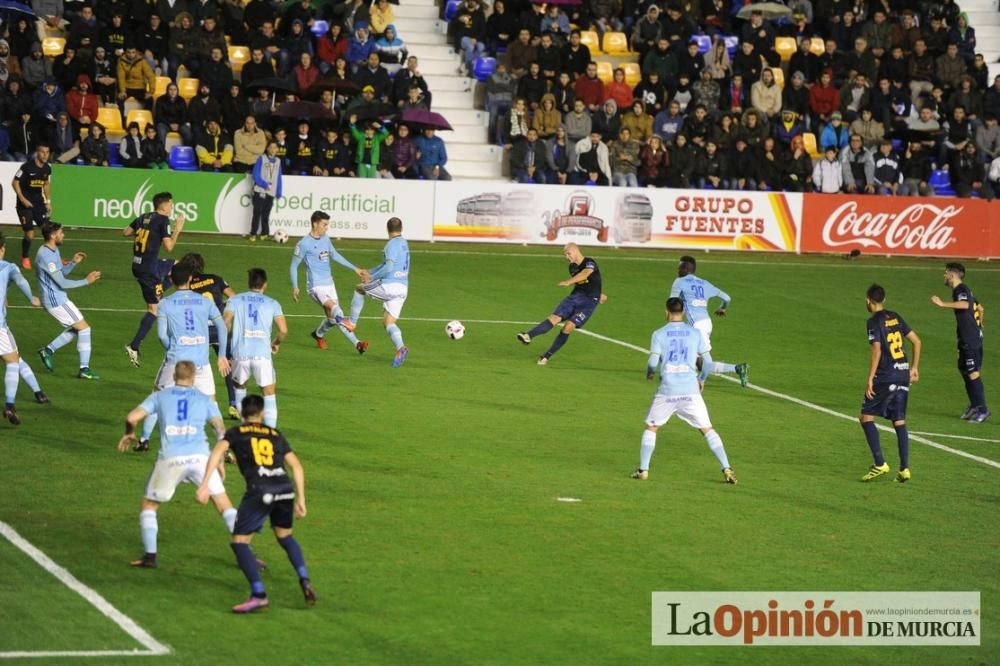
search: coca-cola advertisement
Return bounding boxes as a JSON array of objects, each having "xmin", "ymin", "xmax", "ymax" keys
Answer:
[{"xmin": 800, "ymin": 195, "xmax": 996, "ymax": 259}]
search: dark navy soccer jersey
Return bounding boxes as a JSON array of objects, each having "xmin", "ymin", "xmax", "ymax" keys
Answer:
[
  {"xmin": 225, "ymin": 424, "xmax": 294, "ymax": 491},
  {"xmin": 569, "ymin": 257, "xmax": 602, "ymax": 299},
  {"xmin": 952, "ymin": 284, "xmax": 983, "ymax": 350},
  {"xmin": 129, "ymin": 212, "xmax": 171, "ymax": 272},
  {"xmin": 867, "ymin": 309, "xmax": 912, "ymax": 383},
  {"xmin": 15, "ymin": 159, "xmax": 50, "ymax": 204},
  {"xmin": 191, "ymin": 273, "xmax": 230, "ymax": 311}
]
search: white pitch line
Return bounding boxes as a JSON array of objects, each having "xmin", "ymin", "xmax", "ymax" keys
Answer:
[
  {"xmin": 0, "ymin": 521, "xmax": 171, "ymax": 658},
  {"xmin": 909, "ymin": 431, "xmax": 1000, "ymax": 443},
  {"xmin": 575, "ymin": 329, "xmax": 1000, "ymax": 470},
  {"xmin": 0, "ymin": 651, "xmax": 162, "ymax": 659}
]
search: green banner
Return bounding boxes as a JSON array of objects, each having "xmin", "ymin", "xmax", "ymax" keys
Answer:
[{"xmin": 51, "ymin": 165, "xmax": 247, "ymax": 232}]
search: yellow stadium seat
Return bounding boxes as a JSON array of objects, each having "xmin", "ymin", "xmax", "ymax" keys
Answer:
[
  {"xmin": 809, "ymin": 37, "xmax": 825, "ymax": 56},
  {"xmin": 771, "ymin": 67, "xmax": 784, "ymax": 89},
  {"xmin": 596, "ymin": 61, "xmax": 613, "ymax": 84},
  {"xmin": 228, "ymin": 45, "xmax": 250, "ymax": 72},
  {"xmin": 126, "ymin": 109, "xmax": 154, "ymax": 132},
  {"xmin": 580, "ymin": 30, "xmax": 602, "ymax": 55},
  {"xmin": 775, "ymin": 37, "xmax": 796, "ymax": 61},
  {"xmin": 178, "ymin": 78, "xmax": 200, "ymax": 101},
  {"xmin": 42, "ymin": 37, "xmax": 65, "ymax": 57},
  {"xmin": 154, "ymin": 76, "xmax": 172, "ymax": 99},
  {"xmin": 623, "ymin": 62, "xmax": 642, "ymax": 87},
  {"xmin": 602, "ymin": 31, "xmax": 631, "ymax": 56},
  {"xmin": 96, "ymin": 106, "xmax": 123, "ymax": 131},
  {"xmin": 802, "ymin": 132, "xmax": 821, "ymax": 159}
]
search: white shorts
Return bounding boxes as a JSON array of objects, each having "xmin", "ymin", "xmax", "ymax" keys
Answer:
[
  {"xmin": 155, "ymin": 361, "xmax": 216, "ymax": 395},
  {"xmin": 144, "ymin": 454, "xmax": 225, "ymax": 503},
  {"xmin": 231, "ymin": 358, "xmax": 276, "ymax": 388},
  {"xmin": 46, "ymin": 301, "xmax": 84, "ymax": 328},
  {"xmin": 362, "ymin": 280, "xmax": 408, "ymax": 319},
  {"xmin": 309, "ymin": 284, "xmax": 340, "ymax": 308},
  {"xmin": 645, "ymin": 393, "xmax": 712, "ymax": 429},
  {"xmin": 693, "ymin": 318, "xmax": 713, "ymax": 352},
  {"xmin": 0, "ymin": 327, "xmax": 17, "ymax": 355}
]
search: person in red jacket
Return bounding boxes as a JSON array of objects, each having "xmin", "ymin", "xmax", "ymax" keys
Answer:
[
  {"xmin": 574, "ymin": 61, "xmax": 606, "ymax": 113},
  {"xmin": 808, "ymin": 69, "xmax": 841, "ymax": 132},
  {"xmin": 604, "ymin": 67, "xmax": 634, "ymax": 110},
  {"xmin": 65, "ymin": 74, "xmax": 99, "ymax": 132},
  {"xmin": 316, "ymin": 23, "xmax": 348, "ymax": 75}
]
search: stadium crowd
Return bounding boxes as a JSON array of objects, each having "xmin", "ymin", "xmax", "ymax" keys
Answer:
[
  {"xmin": 465, "ymin": 0, "xmax": 1000, "ymax": 197},
  {"xmin": 0, "ymin": 0, "xmax": 452, "ymax": 179}
]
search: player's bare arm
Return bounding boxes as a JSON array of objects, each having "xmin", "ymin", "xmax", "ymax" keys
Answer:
[
  {"xmin": 162, "ymin": 216, "xmax": 184, "ymax": 252},
  {"xmin": 865, "ymin": 342, "xmax": 882, "ymax": 399},
  {"xmin": 558, "ymin": 267, "xmax": 593, "ymax": 287},
  {"xmin": 272, "ymin": 315, "xmax": 288, "ymax": 354},
  {"xmin": 930, "ymin": 295, "xmax": 970, "ymax": 310},
  {"xmin": 907, "ymin": 330, "xmax": 922, "ymax": 383},
  {"xmin": 117, "ymin": 407, "xmax": 148, "ymax": 452},
  {"xmin": 122, "ymin": 224, "xmax": 135, "ymax": 237},
  {"xmin": 286, "ymin": 452, "xmax": 307, "ymax": 518}
]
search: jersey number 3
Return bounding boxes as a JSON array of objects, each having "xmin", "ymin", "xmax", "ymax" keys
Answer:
[
  {"xmin": 886, "ymin": 331, "xmax": 905, "ymax": 360},
  {"xmin": 250, "ymin": 437, "xmax": 274, "ymax": 466}
]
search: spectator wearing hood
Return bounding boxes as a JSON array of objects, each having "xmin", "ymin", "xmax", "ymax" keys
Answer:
[
  {"xmin": 604, "ymin": 68, "xmax": 633, "ymax": 111},
  {"xmin": 196, "ymin": 118, "xmax": 234, "ymax": 171},
  {"xmin": 573, "ymin": 130, "xmax": 612, "ymax": 185},
  {"xmin": 281, "ymin": 18, "xmax": 314, "ymax": 74},
  {"xmin": 632, "ymin": 71, "xmax": 667, "ymax": 115},
  {"xmin": 532, "ymin": 94, "xmax": 561, "ymax": 140},
  {"xmin": 376, "ymin": 25, "xmax": 407, "ymax": 65},
  {"xmin": 773, "ymin": 109, "xmax": 803, "ymax": 149},
  {"xmin": 630, "ymin": 5, "xmax": 661, "ymax": 58},
  {"xmin": 21, "ymin": 42, "xmax": 52, "ymax": 91},
  {"xmin": 282, "ymin": 0, "xmax": 316, "ymax": 35},
  {"xmin": 156, "ymin": 0, "xmax": 193, "ymax": 28},
  {"xmin": 32, "ymin": 77, "xmax": 65, "ymax": 125},
  {"xmin": 154, "ymin": 81, "xmax": 192, "ymax": 146},
  {"xmin": 592, "ymin": 98, "xmax": 620, "ymax": 144},
  {"xmin": 80, "ymin": 123, "xmax": 109, "ymax": 166},
  {"xmin": 808, "ymin": 69, "xmax": 840, "ymax": 130},
  {"xmin": 52, "ymin": 45, "xmax": 81, "ymax": 92},
  {"xmin": 347, "ymin": 22, "xmax": 377, "ymax": 69},
  {"xmin": 46, "ymin": 111, "xmax": 79, "ymax": 163},
  {"xmin": 8, "ymin": 18, "xmax": 35, "ymax": 62},
  {"xmin": 65, "ymin": 73, "xmax": 97, "ymax": 129},
  {"xmin": 388, "ymin": 123, "xmax": 418, "ymax": 179},
  {"xmin": 369, "ymin": 0, "xmax": 395, "ymax": 37},
  {"xmin": 100, "ymin": 11, "xmax": 130, "ymax": 60},
  {"xmin": 782, "ymin": 71, "xmax": 810, "ymax": 125},
  {"xmin": 220, "ymin": 81, "xmax": 250, "ymax": 136},
  {"xmin": 609, "ymin": 126, "xmax": 641, "ymax": 187},
  {"xmin": 168, "ymin": 11, "xmax": 201, "ymax": 77},
  {"xmin": 120, "ymin": 121, "xmax": 145, "ymax": 167},
  {"xmin": 751, "ymin": 68, "xmax": 782, "ymax": 122},
  {"xmin": 620, "ymin": 100, "xmax": 653, "ymax": 143},
  {"xmin": 139, "ymin": 14, "xmax": 170, "ymax": 75}
]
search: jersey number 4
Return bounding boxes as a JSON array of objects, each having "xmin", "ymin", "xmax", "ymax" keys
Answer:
[
  {"xmin": 250, "ymin": 437, "xmax": 274, "ymax": 466},
  {"xmin": 886, "ymin": 331, "xmax": 905, "ymax": 360}
]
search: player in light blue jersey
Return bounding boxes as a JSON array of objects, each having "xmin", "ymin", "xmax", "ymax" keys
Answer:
[
  {"xmin": 136, "ymin": 262, "xmax": 230, "ymax": 453},
  {"xmin": 349, "ymin": 217, "xmax": 410, "ymax": 367},
  {"xmin": 117, "ymin": 360, "xmax": 237, "ymax": 568},
  {"xmin": 631, "ymin": 297, "xmax": 737, "ymax": 484},
  {"xmin": 35, "ymin": 223, "xmax": 102, "ymax": 380},
  {"xmin": 290, "ymin": 211, "xmax": 369, "ymax": 353},
  {"xmin": 668, "ymin": 255, "xmax": 749, "ymax": 387},
  {"xmin": 0, "ymin": 233, "xmax": 48, "ymax": 425},
  {"xmin": 225, "ymin": 268, "xmax": 287, "ymax": 427}
]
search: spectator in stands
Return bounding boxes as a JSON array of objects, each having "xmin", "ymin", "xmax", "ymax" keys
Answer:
[
  {"xmin": 841, "ymin": 133, "xmax": 875, "ymax": 193},
  {"xmin": 924, "ymin": 15, "xmax": 949, "ymax": 59},
  {"xmin": 789, "ymin": 40, "xmax": 820, "ymax": 86},
  {"xmin": 751, "ymin": 69, "xmax": 782, "ymax": 122},
  {"xmin": 154, "ymin": 82, "xmax": 192, "ymax": 146},
  {"xmin": 723, "ymin": 137, "xmax": 754, "ymax": 190},
  {"xmin": 348, "ymin": 119, "xmax": 388, "ymax": 177},
  {"xmin": 712, "ymin": 113, "xmax": 737, "ymax": 151},
  {"xmin": 631, "ymin": 5, "xmax": 661, "ymax": 58},
  {"xmin": 813, "ymin": 145, "xmax": 844, "ymax": 192},
  {"xmin": 517, "ymin": 62, "xmax": 547, "ymax": 111},
  {"xmin": 348, "ymin": 22, "xmax": 377, "ymax": 70},
  {"xmin": 196, "ymin": 118, "xmax": 234, "ymax": 171},
  {"xmin": 780, "ymin": 71, "xmax": 809, "ymax": 125},
  {"xmin": 661, "ymin": 5, "xmax": 695, "ymax": 48},
  {"xmin": 117, "ymin": 45, "xmax": 155, "ymax": 111},
  {"xmin": 101, "ymin": 12, "xmax": 130, "ymax": 60},
  {"xmin": 188, "ymin": 82, "xmax": 222, "ymax": 136},
  {"xmin": 704, "ymin": 37, "xmax": 731, "ymax": 82},
  {"xmin": 666, "ymin": 132, "xmax": 696, "ymax": 187},
  {"xmin": 638, "ymin": 133, "xmax": 668, "ymax": 187},
  {"xmin": 844, "ymin": 37, "xmax": 877, "ymax": 84},
  {"xmin": 168, "ymin": 12, "xmax": 200, "ymax": 77},
  {"xmin": 415, "ymin": 127, "xmax": 451, "ymax": 180},
  {"xmin": 620, "ymin": 100, "xmax": 652, "ymax": 143},
  {"xmin": 65, "ymin": 73, "xmax": 96, "ymax": 131},
  {"xmin": 694, "ymin": 138, "xmax": 725, "ymax": 189},
  {"xmin": 849, "ymin": 107, "xmax": 884, "ymax": 149},
  {"xmin": 942, "ymin": 104, "xmax": 974, "ymax": 164},
  {"xmin": 33, "ymin": 78, "xmax": 65, "ymax": 131},
  {"xmin": 345, "ymin": 84, "xmax": 378, "ymax": 114},
  {"xmin": 684, "ymin": 103, "xmax": 711, "ymax": 147},
  {"xmin": 220, "ymin": 81, "xmax": 248, "ymax": 134},
  {"xmin": 200, "ymin": 46, "xmax": 233, "ymax": 99},
  {"xmin": 399, "ymin": 85, "xmax": 428, "ymax": 112},
  {"xmin": 0, "ymin": 41, "xmax": 18, "ymax": 92},
  {"xmin": 741, "ymin": 9, "xmax": 775, "ymax": 63},
  {"xmin": 593, "ymin": 98, "xmax": 620, "ymax": 144},
  {"xmin": 564, "ymin": 98, "xmax": 592, "ymax": 143},
  {"xmin": 721, "ymin": 72, "xmax": 747, "ymax": 116},
  {"xmin": 286, "ymin": 120, "xmax": 315, "ymax": 173},
  {"xmin": 388, "ymin": 124, "xmax": 418, "ymax": 178},
  {"xmin": 232, "ymin": 114, "xmax": 265, "ymax": 172},
  {"xmin": 605, "ymin": 68, "xmax": 633, "ymax": 110},
  {"xmin": 652, "ymin": 99, "xmax": 683, "ymax": 145},
  {"xmin": 242, "ymin": 48, "xmax": 276, "ymax": 92},
  {"xmin": 976, "ymin": 114, "xmax": 1000, "ymax": 163},
  {"xmin": 832, "ymin": 10, "xmax": 862, "ymax": 54},
  {"xmin": 536, "ymin": 33, "xmax": 560, "ymax": 82},
  {"xmin": 52, "ymin": 45, "xmax": 81, "ymax": 92},
  {"xmin": 506, "ymin": 28, "xmax": 536, "ymax": 79},
  {"xmin": 88, "ymin": 47, "xmax": 115, "ymax": 104},
  {"xmin": 282, "ymin": 19, "xmax": 315, "ymax": 74},
  {"xmin": 872, "ymin": 139, "xmax": 902, "ymax": 194},
  {"xmin": 34, "ymin": 0, "xmax": 67, "ymax": 42},
  {"xmin": 544, "ymin": 125, "xmax": 574, "ymax": 184},
  {"xmin": 551, "ymin": 72, "xmax": 576, "ymax": 114},
  {"xmin": 950, "ymin": 141, "xmax": 990, "ymax": 198},
  {"xmin": 969, "ymin": 54, "xmax": 989, "ymax": 93},
  {"xmin": 732, "ymin": 41, "xmax": 761, "ymax": 83},
  {"xmin": 773, "ymin": 109, "xmax": 803, "ymax": 149},
  {"xmin": 988, "ymin": 152, "xmax": 1000, "ymax": 199},
  {"xmin": 80, "ymin": 123, "xmax": 109, "ymax": 166},
  {"xmin": 573, "ymin": 130, "xmax": 611, "ymax": 185},
  {"xmin": 141, "ymin": 124, "xmax": 168, "ymax": 168},
  {"xmin": 485, "ymin": 61, "xmax": 513, "ymax": 141},
  {"xmin": 505, "ymin": 97, "xmax": 529, "ymax": 144},
  {"xmin": 590, "ymin": 0, "xmax": 623, "ymax": 37},
  {"xmin": 249, "ymin": 21, "xmax": 283, "ymax": 73},
  {"xmin": 511, "ymin": 126, "xmax": 547, "ymax": 183},
  {"xmin": 293, "ymin": 52, "xmax": 321, "ymax": 97},
  {"xmin": 818, "ymin": 38, "xmax": 846, "ymax": 86},
  {"xmin": 541, "ymin": 4, "xmax": 570, "ymax": 41},
  {"xmin": 755, "ymin": 136, "xmax": 783, "ymax": 191},
  {"xmin": 376, "ymin": 25, "xmax": 407, "ymax": 66},
  {"xmin": 907, "ymin": 105, "xmax": 942, "ymax": 151},
  {"xmin": 8, "ymin": 18, "xmax": 34, "ymax": 63},
  {"xmin": 893, "ymin": 11, "xmax": 921, "ymax": 55},
  {"xmin": 312, "ymin": 127, "xmax": 339, "ymax": 176},
  {"xmin": 691, "ymin": 69, "xmax": 720, "ymax": 117},
  {"xmin": 609, "ymin": 126, "xmax": 640, "ymax": 187},
  {"xmin": 908, "ymin": 39, "xmax": 935, "ymax": 105},
  {"xmin": 317, "ymin": 23, "xmax": 347, "ymax": 75},
  {"xmin": 21, "ymin": 43, "xmax": 50, "ymax": 91},
  {"xmin": 950, "ymin": 75, "xmax": 982, "ymax": 126},
  {"xmin": 393, "ymin": 56, "xmax": 430, "ymax": 107},
  {"xmin": 533, "ymin": 94, "xmax": 560, "ymax": 140},
  {"xmin": 140, "ymin": 14, "xmax": 169, "ymax": 76},
  {"xmin": 454, "ymin": 0, "xmax": 487, "ymax": 77},
  {"xmin": 486, "ymin": 0, "xmax": 517, "ymax": 56},
  {"xmin": 676, "ymin": 40, "xmax": 705, "ymax": 82},
  {"xmin": 935, "ymin": 42, "xmax": 966, "ymax": 95},
  {"xmin": 574, "ymin": 62, "xmax": 605, "ymax": 114},
  {"xmin": 632, "ymin": 71, "xmax": 666, "ymax": 114},
  {"xmin": 899, "ymin": 141, "xmax": 933, "ymax": 195},
  {"xmin": 737, "ymin": 107, "xmax": 767, "ymax": 147},
  {"xmin": 47, "ymin": 111, "xmax": 79, "ymax": 163},
  {"xmin": 156, "ymin": 0, "xmax": 191, "ymax": 28},
  {"xmin": 341, "ymin": 0, "xmax": 371, "ymax": 35},
  {"xmin": 809, "ymin": 69, "xmax": 840, "ymax": 130},
  {"xmin": 369, "ymin": 0, "xmax": 395, "ymax": 37},
  {"xmin": 862, "ymin": 8, "xmax": 891, "ymax": 60},
  {"xmin": 120, "ymin": 121, "xmax": 145, "ymax": 167}
]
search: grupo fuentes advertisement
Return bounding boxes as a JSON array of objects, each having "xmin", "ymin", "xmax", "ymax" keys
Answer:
[{"xmin": 432, "ymin": 181, "xmax": 803, "ymax": 252}]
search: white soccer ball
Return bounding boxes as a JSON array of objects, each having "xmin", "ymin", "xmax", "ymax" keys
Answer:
[
  {"xmin": 272, "ymin": 229, "xmax": 289, "ymax": 244},
  {"xmin": 445, "ymin": 320, "xmax": 465, "ymax": 339}
]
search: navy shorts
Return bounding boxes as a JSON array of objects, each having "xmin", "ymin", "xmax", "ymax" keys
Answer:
[
  {"xmin": 133, "ymin": 259, "xmax": 174, "ymax": 305},
  {"xmin": 958, "ymin": 347, "xmax": 983, "ymax": 375},
  {"xmin": 233, "ymin": 489, "xmax": 294, "ymax": 535},
  {"xmin": 861, "ymin": 382, "xmax": 910, "ymax": 421},
  {"xmin": 208, "ymin": 326, "xmax": 232, "ymax": 358},
  {"xmin": 553, "ymin": 294, "xmax": 599, "ymax": 329},
  {"xmin": 17, "ymin": 203, "xmax": 48, "ymax": 230}
]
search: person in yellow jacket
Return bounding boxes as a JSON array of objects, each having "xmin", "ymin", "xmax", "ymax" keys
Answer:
[
  {"xmin": 369, "ymin": 0, "xmax": 395, "ymax": 37},
  {"xmin": 233, "ymin": 115, "xmax": 267, "ymax": 172},
  {"xmin": 620, "ymin": 100, "xmax": 654, "ymax": 143},
  {"xmin": 196, "ymin": 119, "xmax": 234, "ymax": 172},
  {"xmin": 116, "ymin": 46, "xmax": 155, "ymax": 109},
  {"xmin": 531, "ymin": 94, "xmax": 561, "ymax": 140}
]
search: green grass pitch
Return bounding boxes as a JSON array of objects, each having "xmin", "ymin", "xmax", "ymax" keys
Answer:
[{"xmin": 1, "ymin": 228, "xmax": 997, "ymax": 664}]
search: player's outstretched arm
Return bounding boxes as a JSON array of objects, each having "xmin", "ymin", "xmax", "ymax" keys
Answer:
[
  {"xmin": 196, "ymin": 440, "xmax": 230, "ymax": 504},
  {"xmin": 285, "ymin": 452, "xmax": 307, "ymax": 518},
  {"xmin": 117, "ymin": 407, "xmax": 148, "ymax": 452},
  {"xmin": 930, "ymin": 295, "xmax": 970, "ymax": 310},
  {"xmin": 907, "ymin": 330, "xmax": 922, "ymax": 383},
  {"xmin": 558, "ymin": 267, "xmax": 593, "ymax": 287}
]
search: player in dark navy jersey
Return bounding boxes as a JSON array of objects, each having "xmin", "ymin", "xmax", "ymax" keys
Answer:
[
  {"xmin": 181, "ymin": 253, "xmax": 239, "ymax": 418},
  {"xmin": 517, "ymin": 243, "xmax": 607, "ymax": 365},
  {"xmin": 860, "ymin": 284, "xmax": 921, "ymax": 483},
  {"xmin": 11, "ymin": 145, "xmax": 52, "ymax": 270},
  {"xmin": 931, "ymin": 262, "xmax": 989, "ymax": 423},
  {"xmin": 122, "ymin": 192, "xmax": 184, "ymax": 368},
  {"xmin": 196, "ymin": 395, "xmax": 315, "ymax": 613}
]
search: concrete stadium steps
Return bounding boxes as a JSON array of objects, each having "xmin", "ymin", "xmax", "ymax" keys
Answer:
[
  {"xmin": 424, "ymin": 75, "xmax": 472, "ymax": 91},
  {"xmin": 438, "ymin": 107, "xmax": 488, "ymax": 126},
  {"xmin": 445, "ymin": 123, "xmax": 489, "ymax": 143},
  {"xmin": 431, "ymin": 90, "xmax": 480, "ymax": 107},
  {"xmin": 417, "ymin": 57, "xmax": 463, "ymax": 75},
  {"xmin": 407, "ymin": 43, "xmax": 459, "ymax": 61},
  {"xmin": 394, "ymin": 4, "xmax": 439, "ymax": 19},
  {"xmin": 447, "ymin": 159, "xmax": 504, "ymax": 179},
  {"xmin": 446, "ymin": 143, "xmax": 503, "ymax": 161},
  {"xmin": 396, "ymin": 18, "xmax": 442, "ymax": 34}
]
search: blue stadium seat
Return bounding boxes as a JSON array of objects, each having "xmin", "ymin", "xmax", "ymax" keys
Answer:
[
  {"xmin": 169, "ymin": 146, "xmax": 198, "ymax": 171},
  {"xmin": 108, "ymin": 144, "xmax": 123, "ymax": 167},
  {"xmin": 473, "ymin": 56, "xmax": 496, "ymax": 82},
  {"xmin": 311, "ymin": 20, "xmax": 329, "ymax": 37},
  {"xmin": 723, "ymin": 35, "xmax": 739, "ymax": 58},
  {"xmin": 929, "ymin": 169, "xmax": 955, "ymax": 196},
  {"xmin": 891, "ymin": 138, "xmax": 903, "ymax": 153},
  {"xmin": 694, "ymin": 35, "xmax": 712, "ymax": 54},
  {"xmin": 445, "ymin": 0, "xmax": 461, "ymax": 21}
]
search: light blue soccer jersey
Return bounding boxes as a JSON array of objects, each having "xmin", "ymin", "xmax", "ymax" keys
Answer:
[
  {"xmin": 649, "ymin": 322, "xmax": 708, "ymax": 396},
  {"xmin": 289, "ymin": 234, "xmax": 357, "ymax": 290},
  {"xmin": 226, "ymin": 291, "xmax": 284, "ymax": 360},
  {"xmin": 669, "ymin": 274, "xmax": 730, "ymax": 324},
  {"xmin": 369, "ymin": 236, "xmax": 410, "ymax": 286},
  {"xmin": 35, "ymin": 245, "xmax": 88, "ymax": 309},
  {"xmin": 157, "ymin": 289, "xmax": 225, "ymax": 366},
  {"xmin": 0, "ymin": 260, "xmax": 34, "ymax": 328},
  {"xmin": 139, "ymin": 386, "xmax": 222, "ymax": 459}
]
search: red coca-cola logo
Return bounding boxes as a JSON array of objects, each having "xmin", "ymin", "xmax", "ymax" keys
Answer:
[{"xmin": 821, "ymin": 201, "xmax": 962, "ymax": 250}]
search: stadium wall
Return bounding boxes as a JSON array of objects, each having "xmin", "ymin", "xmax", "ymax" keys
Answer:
[{"xmin": 0, "ymin": 164, "xmax": 992, "ymax": 259}]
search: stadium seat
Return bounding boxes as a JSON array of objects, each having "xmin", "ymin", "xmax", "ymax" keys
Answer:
[
  {"xmin": 771, "ymin": 67, "xmax": 784, "ymax": 89},
  {"xmin": 622, "ymin": 62, "xmax": 641, "ymax": 87},
  {"xmin": 596, "ymin": 61, "xmax": 613, "ymax": 84},
  {"xmin": 723, "ymin": 35, "xmax": 739, "ymax": 58},
  {"xmin": 126, "ymin": 109, "xmax": 154, "ymax": 132},
  {"xmin": 473, "ymin": 56, "xmax": 496, "ymax": 82},
  {"xmin": 154, "ymin": 76, "xmax": 171, "ymax": 99},
  {"xmin": 580, "ymin": 30, "xmax": 602, "ymax": 55},
  {"xmin": 177, "ymin": 78, "xmax": 200, "ymax": 101},
  {"xmin": 228, "ymin": 45, "xmax": 250, "ymax": 72},
  {"xmin": 891, "ymin": 138, "xmax": 903, "ymax": 153},
  {"xmin": 164, "ymin": 132, "xmax": 182, "ymax": 152},
  {"xmin": 693, "ymin": 34, "xmax": 712, "ymax": 54},
  {"xmin": 108, "ymin": 144, "xmax": 123, "ymax": 167},
  {"xmin": 602, "ymin": 31, "xmax": 630, "ymax": 56},
  {"xmin": 444, "ymin": 0, "xmax": 461, "ymax": 21},
  {"xmin": 929, "ymin": 169, "xmax": 955, "ymax": 196},
  {"xmin": 42, "ymin": 37, "xmax": 65, "ymax": 57},
  {"xmin": 97, "ymin": 106, "xmax": 122, "ymax": 131},
  {"xmin": 802, "ymin": 132, "xmax": 821, "ymax": 159},
  {"xmin": 311, "ymin": 19, "xmax": 329, "ymax": 37},
  {"xmin": 775, "ymin": 37, "xmax": 796, "ymax": 61},
  {"xmin": 809, "ymin": 37, "xmax": 825, "ymax": 56},
  {"xmin": 122, "ymin": 96, "xmax": 144, "ymax": 117},
  {"xmin": 169, "ymin": 146, "xmax": 198, "ymax": 171}
]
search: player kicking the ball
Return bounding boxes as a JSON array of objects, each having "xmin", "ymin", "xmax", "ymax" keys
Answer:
[{"xmin": 631, "ymin": 297, "xmax": 737, "ymax": 484}]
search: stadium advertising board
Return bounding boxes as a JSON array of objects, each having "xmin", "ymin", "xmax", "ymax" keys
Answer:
[
  {"xmin": 0, "ymin": 162, "xmax": 28, "ymax": 226},
  {"xmin": 800, "ymin": 195, "xmax": 996, "ymax": 258},
  {"xmin": 433, "ymin": 181, "xmax": 802, "ymax": 252},
  {"xmin": 50, "ymin": 166, "xmax": 433, "ymax": 240}
]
